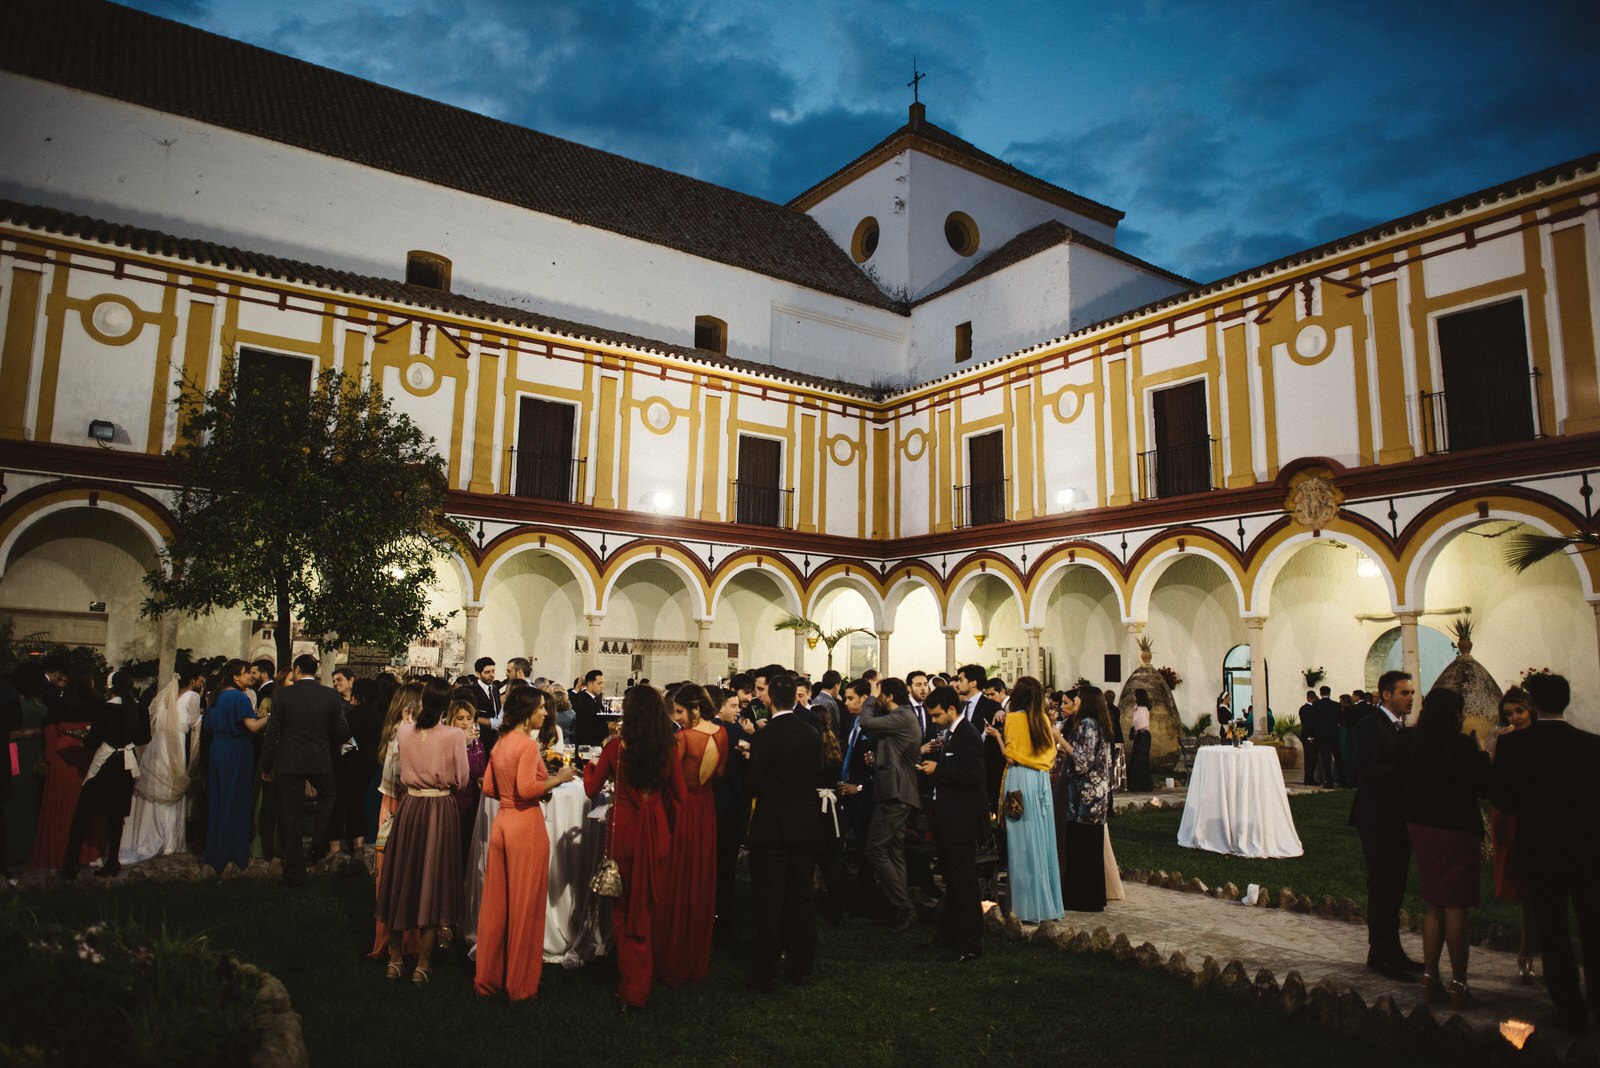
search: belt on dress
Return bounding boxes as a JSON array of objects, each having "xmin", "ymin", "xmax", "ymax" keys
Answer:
[
  {"xmin": 817, "ymin": 788, "xmax": 840, "ymax": 838},
  {"xmin": 407, "ymin": 787, "xmax": 452, "ymax": 798}
]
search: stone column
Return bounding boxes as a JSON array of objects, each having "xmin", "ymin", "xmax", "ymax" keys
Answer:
[
  {"xmin": 1023, "ymin": 625, "xmax": 1043, "ymax": 680},
  {"xmin": 1244, "ymin": 615, "xmax": 1268, "ymax": 735},
  {"xmin": 695, "ymin": 619, "xmax": 714, "ymax": 683},
  {"xmin": 876, "ymin": 630, "xmax": 892, "ymax": 676},
  {"xmin": 1398, "ymin": 610, "xmax": 1421, "ymax": 713},
  {"xmin": 793, "ymin": 630, "xmax": 809, "ymax": 675},
  {"xmin": 585, "ymin": 613, "xmax": 604, "ymax": 673},
  {"xmin": 463, "ymin": 604, "xmax": 482, "ymax": 674},
  {"xmin": 942, "ymin": 628, "xmax": 958, "ymax": 676}
]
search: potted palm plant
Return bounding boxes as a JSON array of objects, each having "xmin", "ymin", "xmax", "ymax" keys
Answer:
[{"xmin": 1268, "ymin": 715, "xmax": 1301, "ymax": 770}]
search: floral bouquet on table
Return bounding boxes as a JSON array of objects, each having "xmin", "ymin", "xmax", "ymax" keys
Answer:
[{"xmin": 1222, "ymin": 722, "xmax": 1249, "ymax": 747}]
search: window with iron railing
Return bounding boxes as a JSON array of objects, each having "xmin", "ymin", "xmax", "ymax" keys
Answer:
[
  {"xmin": 512, "ymin": 396, "xmax": 581, "ymax": 502},
  {"xmin": 1423, "ymin": 297, "xmax": 1542, "ymax": 455},
  {"xmin": 953, "ymin": 478, "xmax": 1007, "ymax": 528},
  {"xmin": 730, "ymin": 481, "xmax": 794, "ymax": 528},
  {"xmin": 1138, "ymin": 437, "xmax": 1215, "ymax": 500}
]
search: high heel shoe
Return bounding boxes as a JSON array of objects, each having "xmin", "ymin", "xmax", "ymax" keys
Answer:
[
  {"xmin": 1448, "ymin": 978, "xmax": 1476, "ymax": 1010},
  {"xmin": 412, "ymin": 966, "xmax": 431, "ymax": 985},
  {"xmin": 1419, "ymin": 974, "xmax": 1446, "ymax": 1004},
  {"xmin": 1517, "ymin": 955, "xmax": 1536, "ymax": 983},
  {"xmin": 384, "ymin": 961, "xmax": 404, "ymax": 982}
]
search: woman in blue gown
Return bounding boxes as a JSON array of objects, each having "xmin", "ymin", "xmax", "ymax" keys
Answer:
[{"xmin": 203, "ymin": 660, "xmax": 268, "ymax": 872}]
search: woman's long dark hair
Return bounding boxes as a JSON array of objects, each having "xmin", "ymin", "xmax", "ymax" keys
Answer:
[
  {"xmin": 1074, "ymin": 684, "xmax": 1113, "ymax": 741},
  {"xmin": 1012, "ymin": 676, "xmax": 1052, "ymax": 753},
  {"xmin": 620, "ymin": 685, "xmax": 673, "ymax": 792},
  {"xmin": 416, "ymin": 678, "xmax": 450, "ymax": 730},
  {"xmin": 673, "ymin": 684, "xmax": 716, "ymax": 725},
  {"xmin": 1415, "ymin": 687, "xmax": 1464, "ymax": 742},
  {"xmin": 502, "ymin": 685, "xmax": 544, "ymax": 734}
]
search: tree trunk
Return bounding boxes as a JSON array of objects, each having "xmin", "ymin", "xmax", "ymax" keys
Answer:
[{"xmin": 274, "ymin": 571, "xmax": 292, "ymax": 671}]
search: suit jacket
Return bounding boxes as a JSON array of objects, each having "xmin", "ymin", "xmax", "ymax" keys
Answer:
[
  {"xmin": 1347, "ymin": 708, "xmax": 1404, "ymax": 829},
  {"xmin": 926, "ymin": 718, "xmax": 987, "ymax": 841},
  {"xmin": 963, "ymin": 694, "xmax": 1002, "ymax": 731},
  {"xmin": 262, "ymin": 678, "xmax": 348, "ymax": 776},
  {"xmin": 860, "ymin": 702, "xmax": 921, "ymax": 808},
  {"xmin": 746, "ymin": 711, "xmax": 825, "ymax": 847},
  {"xmin": 840, "ymin": 714, "xmax": 874, "ymax": 786},
  {"xmin": 572, "ymin": 689, "xmax": 608, "ymax": 746},
  {"xmin": 1309, "ymin": 698, "xmax": 1341, "ymax": 741},
  {"xmin": 1492, "ymin": 718, "xmax": 1600, "ymax": 876}
]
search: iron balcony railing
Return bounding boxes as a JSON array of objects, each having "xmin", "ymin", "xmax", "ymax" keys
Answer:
[
  {"xmin": 953, "ymin": 479, "xmax": 1008, "ymax": 528},
  {"xmin": 509, "ymin": 449, "xmax": 585, "ymax": 504},
  {"xmin": 1137, "ymin": 438, "xmax": 1216, "ymax": 500},
  {"xmin": 1419, "ymin": 369, "xmax": 1543, "ymax": 455},
  {"xmin": 731, "ymin": 481, "xmax": 794, "ymax": 528}
]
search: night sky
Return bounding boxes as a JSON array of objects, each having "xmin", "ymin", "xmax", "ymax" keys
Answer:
[{"xmin": 124, "ymin": 0, "xmax": 1600, "ymax": 283}]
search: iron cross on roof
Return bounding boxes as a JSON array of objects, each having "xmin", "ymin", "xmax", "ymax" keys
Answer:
[{"xmin": 908, "ymin": 59, "xmax": 926, "ymax": 103}]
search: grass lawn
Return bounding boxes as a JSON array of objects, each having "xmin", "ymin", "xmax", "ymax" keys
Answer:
[
  {"xmin": 1111, "ymin": 790, "xmax": 1522, "ymax": 941},
  {"xmin": 20, "ymin": 871, "xmax": 1470, "ymax": 1068}
]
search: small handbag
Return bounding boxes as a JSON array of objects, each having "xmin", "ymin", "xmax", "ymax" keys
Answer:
[
  {"xmin": 589, "ymin": 778, "xmax": 623, "ymax": 898},
  {"xmin": 999, "ymin": 766, "xmax": 1024, "ymax": 821},
  {"xmin": 374, "ymin": 812, "xmax": 394, "ymax": 854}
]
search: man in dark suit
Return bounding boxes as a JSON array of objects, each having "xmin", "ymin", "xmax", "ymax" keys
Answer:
[
  {"xmin": 262, "ymin": 654, "xmax": 348, "ymax": 887},
  {"xmin": 1297, "ymin": 690, "xmax": 1319, "ymax": 785},
  {"xmin": 954, "ymin": 664, "xmax": 1004, "ymax": 814},
  {"xmin": 1310, "ymin": 685, "xmax": 1343, "ymax": 787},
  {"xmin": 837, "ymin": 678, "xmax": 878, "ymax": 915},
  {"xmin": 571, "ymin": 669, "xmax": 608, "ymax": 746},
  {"xmin": 861, "ymin": 677, "xmax": 923, "ymax": 933},
  {"xmin": 917, "ymin": 685, "xmax": 987, "ymax": 962},
  {"xmin": 1492, "ymin": 673, "xmax": 1600, "ymax": 1035},
  {"xmin": 250, "ymin": 657, "xmax": 278, "ymax": 861},
  {"xmin": 1348, "ymin": 669, "xmax": 1420, "ymax": 978},
  {"xmin": 745, "ymin": 673, "xmax": 826, "ymax": 992},
  {"xmin": 469, "ymin": 656, "xmax": 500, "ymax": 752}
]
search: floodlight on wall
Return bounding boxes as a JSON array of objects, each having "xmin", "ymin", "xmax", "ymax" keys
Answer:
[
  {"xmin": 88, "ymin": 601, "xmax": 106, "ymax": 613},
  {"xmin": 88, "ymin": 419, "xmax": 116, "ymax": 443},
  {"xmin": 1054, "ymin": 485, "xmax": 1088, "ymax": 512},
  {"xmin": 1355, "ymin": 553, "xmax": 1381, "ymax": 580},
  {"xmin": 637, "ymin": 490, "xmax": 674, "ymax": 514}
]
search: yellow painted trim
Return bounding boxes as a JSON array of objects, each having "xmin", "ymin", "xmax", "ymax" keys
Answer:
[
  {"xmin": 1398, "ymin": 494, "xmax": 1600, "ymax": 599},
  {"xmin": 934, "ymin": 398, "xmax": 953, "ymax": 532},
  {"xmin": 1220, "ymin": 314, "xmax": 1253, "ymax": 487},
  {"xmin": 598, "ymin": 541, "xmax": 712, "ymax": 616},
  {"xmin": 472, "ymin": 529, "xmax": 604, "ymax": 606},
  {"xmin": 591, "ymin": 365, "xmax": 621, "ymax": 510},
  {"xmin": 0, "ymin": 251, "xmax": 44, "ymax": 439},
  {"xmin": 1369, "ymin": 272, "xmax": 1415, "ymax": 464},
  {"xmin": 1243, "ymin": 518, "xmax": 1400, "ymax": 615},
  {"xmin": 798, "ymin": 410, "xmax": 818, "ymax": 533},
  {"xmin": 1105, "ymin": 355, "xmax": 1131, "ymax": 506},
  {"xmin": 0, "ymin": 486, "xmax": 174, "ymax": 552},
  {"xmin": 144, "ymin": 281, "xmax": 180, "ymax": 453},
  {"xmin": 33, "ymin": 252, "xmax": 73, "ymax": 442},
  {"xmin": 1549, "ymin": 224, "xmax": 1599, "ymax": 433},
  {"xmin": 871, "ymin": 425, "xmax": 890, "ymax": 540},
  {"xmin": 698, "ymin": 386, "xmax": 724, "ymax": 522},
  {"xmin": 1012, "ymin": 378, "xmax": 1035, "ymax": 520}
]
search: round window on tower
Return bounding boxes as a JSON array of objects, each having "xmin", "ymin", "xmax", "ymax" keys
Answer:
[
  {"xmin": 851, "ymin": 217, "xmax": 880, "ymax": 263},
  {"xmin": 944, "ymin": 211, "xmax": 979, "ymax": 256}
]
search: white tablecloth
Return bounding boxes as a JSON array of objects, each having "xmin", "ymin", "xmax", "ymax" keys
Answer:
[
  {"xmin": 1177, "ymin": 745, "xmax": 1303, "ymax": 858},
  {"xmin": 463, "ymin": 779, "xmax": 612, "ymax": 965}
]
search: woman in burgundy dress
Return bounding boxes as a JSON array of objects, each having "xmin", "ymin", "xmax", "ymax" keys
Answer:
[
  {"xmin": 30, "ymin": 667, "xmax": 101, "ymax": 871},
  {"xmin": 583, "ymin": 685, "xmax": 686, "ymax": 1009},
  {"xmin": 658, "ymin": 684, "xmax": 727, "ymax": 986}
]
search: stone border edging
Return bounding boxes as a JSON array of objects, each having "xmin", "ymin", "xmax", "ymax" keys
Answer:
[
  {"xmin": 981, "ymin": 907, "xmax": 1600, "ymax": 1065},
  {"xmin": 239, "ymin": 964, "xmax": 310, "ymax": 1068}
]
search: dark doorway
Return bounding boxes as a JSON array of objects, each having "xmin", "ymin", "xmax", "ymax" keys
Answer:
[
  {"xmin": 965, "ymin": 430, "xmax": 1006, "ymax": 526},
  {"xmin": 735, "ymin": 435, "xmax": 784, "ymax": 526},
  {"xmin": 514, "ymin": 397, "xmax": 578, "ymax": 502},
  {"xmin": 1149, "ymin": 380, "xmax": 1211, "ymax": 498},
  {"xmin": 1434, "ymin": 300, "xmax": 1535, "ymax": 453}
]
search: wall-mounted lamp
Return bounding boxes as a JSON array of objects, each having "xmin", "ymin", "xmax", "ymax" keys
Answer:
[
  {"xmin": 637, "ymin": 490, "xmax": 674, "ymax": 514},
  {"xmin": 1054, "ymin": 486, "xmax": 1088, "ymax": 512},
  {"xmin": 1355, "ymin": 553, "xmax": 1380, "ymax": 580},
  {"xmin": 88, "ymin": 601, "xmax": 106, "ymax": 613},
  {"xmin": 88, "ymin": 419, "xmax": 116, "ymax": 443},
  {"xmin": 973, "ymin": 634, "xmax": 987, "ymax": 649}
]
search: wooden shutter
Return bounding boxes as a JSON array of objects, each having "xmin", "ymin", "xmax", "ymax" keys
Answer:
[
  {"xmin": 1152, "ymin": 380, "xmax": 1209, "ymax": 497},
  {"xmin": 966, "ymin": 430, "xmax": 1005, "ymax": 525},
  {"xmin": 515, "ymin": 397, "xmax": 577, "ymax": 501},
  {"xmin": 1438, "ymin": 300, "xmax": 1534, "ymax": 451},
  {"xmin": 736, "ymin": 435, "xmax": 782, "ymax": 526}
]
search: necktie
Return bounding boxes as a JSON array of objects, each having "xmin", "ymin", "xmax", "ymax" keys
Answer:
[
  {"xmin": 842, "ymin": 721, "xmax": 861, "ymax": 779},
  {"xmin": 913, "ymin": 703, "xmax": 926, "ymax": 736}
]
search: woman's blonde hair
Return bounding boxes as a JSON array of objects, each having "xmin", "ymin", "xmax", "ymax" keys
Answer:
[{"xmin": 378, "ymin": 682, "xmax": 424, "ymax": 761}]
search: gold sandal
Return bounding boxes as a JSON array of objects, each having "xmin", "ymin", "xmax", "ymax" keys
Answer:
[
  {"xmin": 385, "ymin": 961, "xmax": 404, "ymax": 982},
  {"xmin": 412, "ymin": 966, "xmax": 431, "ymax": 985}
]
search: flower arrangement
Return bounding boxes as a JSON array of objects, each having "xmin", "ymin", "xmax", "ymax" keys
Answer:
[
  {"xmin": 1156, "ymin": 665, "xmax": 1182, "ymax": 690},
  {"xmin": 1222, "ymin": 721, "xmax": 1249, "ymax": 745},
  {"xmin": 1520, "ymin": 666, "xmax": 1553, "ymax": 687},
  {"xmin": 1302, "ymin": 666, "xmax": 1326, "ymax": 687}
]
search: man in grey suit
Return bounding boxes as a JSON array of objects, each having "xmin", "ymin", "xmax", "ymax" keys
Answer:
[
  {"xmin": 860, "ymin": 676, "xmax": 922, "ymax": 933},
  {"xmin": 262, "ymin": 654, "xmax": 348, "ymax": 886}
]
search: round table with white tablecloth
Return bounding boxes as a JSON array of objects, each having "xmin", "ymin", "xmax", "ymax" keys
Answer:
[
  {"xmin": 463, "ymin": 777, "xmax": 612, "ymax": 965},
  {"xmin": 1176, "ymin": 744, "xmax": 1304, "ymax": 858}
]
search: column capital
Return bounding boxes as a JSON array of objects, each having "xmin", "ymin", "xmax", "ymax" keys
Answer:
[
  {"xmin": 874, "ymin": 630, "xmax": 893, "ymax": 641},
  {"xmin": 1021, "ymin": 623, "xmax": 1044, "ymax": 636},
  {"xmin": 585, "ymin": 612, "xmax": 605, "ymax": 626},
  {"xmin": 463, "ymin": 604, "xmax": 483, "ymax": 619},
  {"xmin": 1396, "ymin": 610, "xmax": 1419, "ymax": 625},
  {"xmin": 696, "ymin": 618, "xmax": 714, "ymax": 632},
  {"xmin": 941, "ymin": 627, "xmax": 960, "ymax": 638},
  {"xmin": 1243, "ymin": 615, "xmax": 1267, "ymax": 631},
  {"xmin": 1124, "ymin": 620, "xmax": 1146, "ymax": 634}
]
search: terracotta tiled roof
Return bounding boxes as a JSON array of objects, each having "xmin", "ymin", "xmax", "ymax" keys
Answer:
[
  {"xmin": 0, "ymin": 0, "xmax": 902, "ymax": 312},
  {"xmin": 915, "ymin": 220, "xmax": 1194, "ymax": 306},
  {"xmin": 0, "ymin": 198, "xmax": 881, "ymax": 398},
  {"xmin": 788, "ymin": 105, "xmax": 1123, "ymax": 226}
]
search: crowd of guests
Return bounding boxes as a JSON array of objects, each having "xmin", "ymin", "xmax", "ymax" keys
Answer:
[
  {"xmin": 4, "ymin": 652, "xmax": 1594, "ymax": 1035},
  {"xmin": 1351, "ymin": 669, "xmax": 1599, "ymax": 1036}
]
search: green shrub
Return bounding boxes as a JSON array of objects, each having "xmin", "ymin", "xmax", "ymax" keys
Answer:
[{"xmin": 0, "ymin": 899, "xmax": 259, "ymax": 1067}]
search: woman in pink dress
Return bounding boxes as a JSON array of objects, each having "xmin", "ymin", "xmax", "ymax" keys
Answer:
[
  {"xmin": 369, "ymin": 682, "xmax": 423, "ymax": 961},
  {"xmin": 583, "ymin": 685, "xmax": 686, "ymax": 1009},
  {"xmin": 474, "ymin": 686, "xmax": 577, "ymax": 1000},
  {"xmin": 657, "ymin": 684, "xmax": 728, "ymax": 986}
]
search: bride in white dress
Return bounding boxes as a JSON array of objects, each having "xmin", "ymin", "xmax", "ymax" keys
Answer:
[{"xmin": 121, "ymin": 672, "xmax": 204, "ymax": 864}]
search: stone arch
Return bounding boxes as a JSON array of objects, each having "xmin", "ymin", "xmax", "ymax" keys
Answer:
[
  {"xmin": 1126, "ymin": 533, "xmax": 1248, "ymax": 622},
  {"xmin": 476, "ymin": 531, "xmax": 599, "ymax": 614},
  {"xmin": 1400, "ymin": 493, "xmax": 1597, "ymax": 608},
  {"xmin": 599, "ymin": 544, "xmax": 710, "ymax": 621},
  {"xmin": 1247, "ymin": 520, "xmax": 1400, "ymax": 614},
  {"xmin": 803, "ymin": 567, "xmax": 887, "ymax": 632},
  {"xmin": 709, "ymin": 553, "xmax": 804, "ymax": 621},
  {"xmin": 1025, "ymin": 543, "xmax": 1130, "ymax": 623},
  {"xmin": 942, "ymin": 556, "xmax": 1027, "ymax": 631},
  {"xmin": 882, "ymin": 564, "xmax": 945, "ymax": 625},
  {"xmin": 0, "ymin": 484, "xmax": 172, "ymax": 577}
]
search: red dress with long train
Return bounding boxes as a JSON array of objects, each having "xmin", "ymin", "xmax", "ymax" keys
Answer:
[
  {"xmin": 657, "ymin": 723, "xmax": 727, "ymax": 985},
  {"xmin": 474, "ymin": 731, "xmax": 555, "ymax": 1000},
  {"xmin": 30, "ymin": 720, "xmax": 100, "ymax": 870},
  {"xmin": 583, "ymin": 737, "xmax": 686, "ymax": 1007}
]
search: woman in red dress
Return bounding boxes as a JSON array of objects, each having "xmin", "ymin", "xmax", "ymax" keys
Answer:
[
  {"xmin": 658, "ymin": 684, "xmax": 728, "ymax": 986},
  {"xmin": 583, "ymin": 685, "xmax": 685, "ymax": 1009},
  {"xmin": 475, "ymin": 686, "xmax": 577, "ymax": 1000},
  {"xmin": 30, "ymin": 667, "xmax": 101, "ymax": 871},
  {"xmin": 1489, "ymin": 686, "xmax": 1537, "ymax": 981}
]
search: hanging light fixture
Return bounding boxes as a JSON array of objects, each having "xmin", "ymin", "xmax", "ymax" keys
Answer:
[{"xmin": 1355, "ymin": 552, "xmax": 1380, "ymax": 580}]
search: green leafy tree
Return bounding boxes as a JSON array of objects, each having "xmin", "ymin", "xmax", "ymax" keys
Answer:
[{"xmin": 144, "ymin": 363, "xmax": 458, "ymax": 667}]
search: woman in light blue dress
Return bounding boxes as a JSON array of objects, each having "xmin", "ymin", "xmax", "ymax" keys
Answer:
[{"xmin": 987, "ymin": 676, "xmax": 1063, "ymax": 922}]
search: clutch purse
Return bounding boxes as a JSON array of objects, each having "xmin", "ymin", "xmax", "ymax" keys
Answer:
[
  {"xmin": 374, "ymin": 812, "xmax": 393, "ymax": 853},
  {"xmin": 1001, "ymin": 789, "xmax": 1024, "ymax": 821},
  {"xmin": 589, "ymin": 856, "xmax": 623, "ymax": 898}
]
